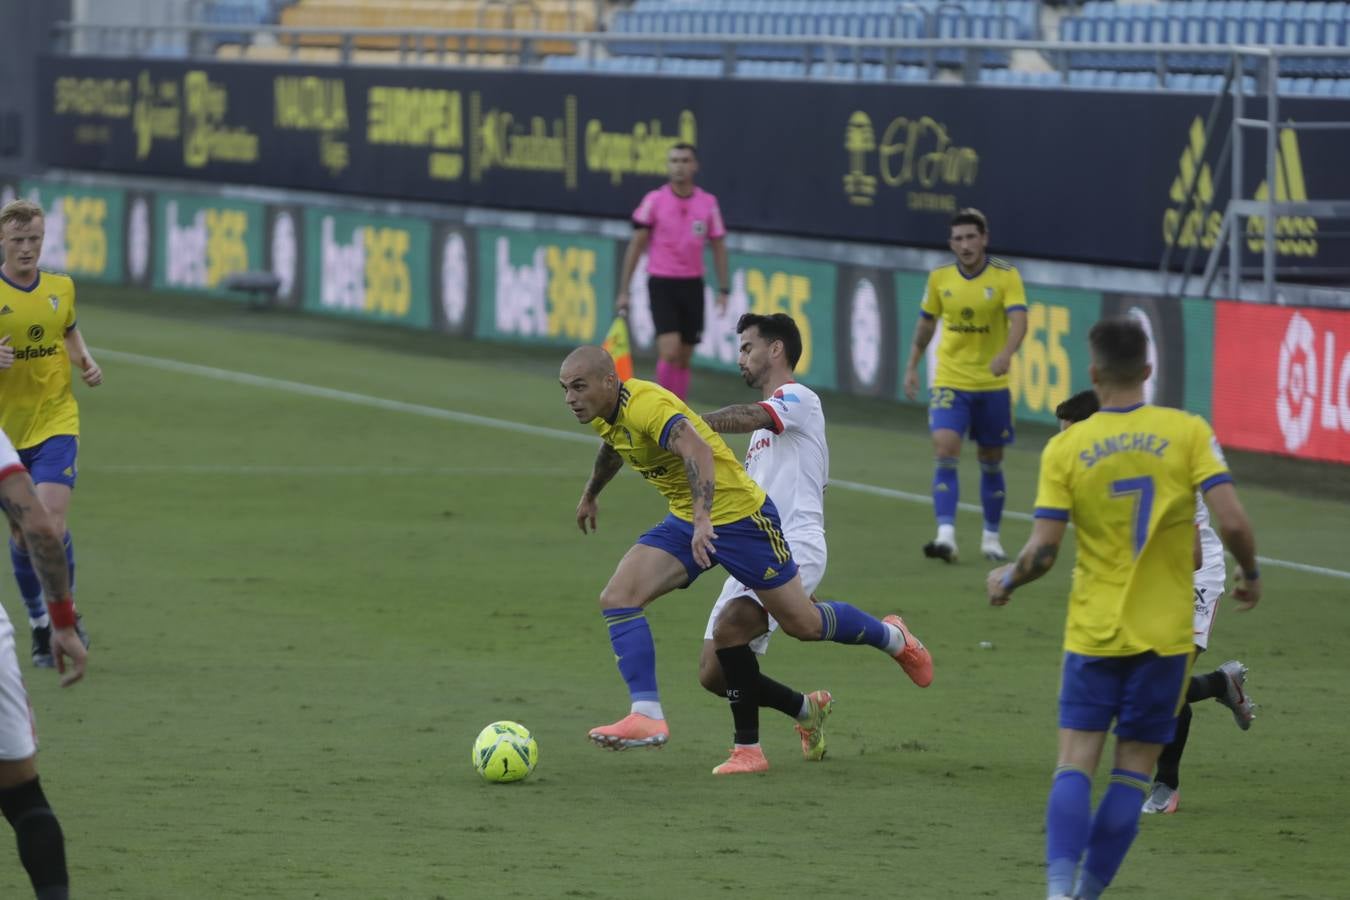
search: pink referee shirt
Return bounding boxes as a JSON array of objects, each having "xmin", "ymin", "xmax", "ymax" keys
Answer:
[{"xmin": 632, "ymin": 185, "xmax": 726, "ymax": 279}]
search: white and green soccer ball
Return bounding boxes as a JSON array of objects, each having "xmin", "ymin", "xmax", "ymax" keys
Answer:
[{"xmin": 471, "ymin": 721, "xmax": 538, "ymax": 784}]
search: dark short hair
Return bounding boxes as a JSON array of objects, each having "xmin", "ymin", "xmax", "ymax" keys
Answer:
[
  {"xmin": 1089, "ymin": 317, "xmax": 1150, "ymax": 386},
  {"xmin": 669, "ymin": 142, "xmax": 698, "ymax": 160},
  {"xmin": 949, "ymin": 208, "xmax": 987, "ymax": 235},
  {"xmin": 737, "ymin": 313, "xmax": 802, "ymax": 369},
  {"xmin": 1055, "ymin": 389, "xmax": 1101, "ymax": 424}
]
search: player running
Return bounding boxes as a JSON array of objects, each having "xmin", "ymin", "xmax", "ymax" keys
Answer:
[
  {"xmin": 1054, "ymin": 389, "xmax": 1256, "ymax": 817},
  {"xmin": 696, "ymin": 313, "xmax": 932, "ymax": 774},
  {"xmin": 560, "ymin": 345, "xmax": 931, "ymax": 773},
  {"xmin": 986, "ymin": 318, "xmax": 1261, "ymax": 900}
]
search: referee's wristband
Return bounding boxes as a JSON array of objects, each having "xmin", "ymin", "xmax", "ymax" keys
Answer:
[
  {"xmin": 999, "ymin": 572, "xmax": 1015, "ymax": 592},
  {"xmin": 47, "ymin": 596, "xmax": 77, "ymax": 630},
  {"xmin": 1241, "ymin": 567, "xmax": 1260, "ymax": 581}
]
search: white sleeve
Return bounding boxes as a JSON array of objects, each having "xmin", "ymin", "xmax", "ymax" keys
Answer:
[
  {"xmin": 759, "ymin": 387, "xmax": 818, "ymax": 436},
  {"xmin": 0, "ymin": 431, "xmax": 22, "ymax": 478}
]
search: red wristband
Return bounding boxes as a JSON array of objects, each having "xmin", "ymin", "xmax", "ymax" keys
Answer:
[{"xmin": 47, "ymin": 597, "xmax": 77, "ymax": 630}]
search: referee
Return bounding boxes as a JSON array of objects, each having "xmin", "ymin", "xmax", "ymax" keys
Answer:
[{"xmin": 616, "ymin": 143, "xmax": 730, "ymax": 400}]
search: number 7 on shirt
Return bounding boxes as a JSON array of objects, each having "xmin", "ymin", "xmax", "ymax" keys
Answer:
[{"xmin": 1110, "ymin": 476, "xmax": 1155, "ymax": 558}]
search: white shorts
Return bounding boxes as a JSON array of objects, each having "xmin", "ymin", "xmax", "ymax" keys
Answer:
[
  {"xmin": 0, "ymin": 604, "xmax": 36, "ymax": 760},
  {"xmin": 1192, "ymin": 579, "xmax": 1226, "ymax": 651},
  {"xmin": 704, "ymin": 534, "xmax": 826, "ymax": 655}
]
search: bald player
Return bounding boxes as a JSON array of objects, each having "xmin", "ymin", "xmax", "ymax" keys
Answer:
[{"xmin": 560, "ymin": 345, "xmax": 931, "ymax": 774}]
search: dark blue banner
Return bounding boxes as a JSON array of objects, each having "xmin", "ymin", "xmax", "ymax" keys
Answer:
[{"xmin": 38, "ymin": 55, "xmax": 1350, "ymax": 270}]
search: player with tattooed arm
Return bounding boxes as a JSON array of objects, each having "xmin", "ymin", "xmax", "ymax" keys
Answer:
[{"xmin": 560, "ymin": 345, "xmax": 930, "ymax": 774}]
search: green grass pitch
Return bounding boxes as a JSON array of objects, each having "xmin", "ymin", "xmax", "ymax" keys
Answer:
[{"xmin": 2, "ymin": 287, "xmax": 1345, "ymax": 898}]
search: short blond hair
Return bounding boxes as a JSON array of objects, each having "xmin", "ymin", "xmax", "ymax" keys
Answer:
[{"xmin": 0, "ymin": 200, "xmax": 44, "ymax": 233}]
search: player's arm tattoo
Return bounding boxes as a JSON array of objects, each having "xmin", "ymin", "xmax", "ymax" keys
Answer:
[
  {"xmin": 583, "ymin": 443, "xmax": 624, "ymax": 500},
  {"xmin": 1007, "ymin": 542, "xmax": 1060, "ymax": 590},
  {"xmin": 669, "ymin": 419, "xmax": 715, "ymax": 518},
  {"xmin": 0, "ymin": 481, "xmax": 71, "ymax": 600},
  {"xmin": 702, "ymin": 403, "xmax": 775, "ymax": 434}
]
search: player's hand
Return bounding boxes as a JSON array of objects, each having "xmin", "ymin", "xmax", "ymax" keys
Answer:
[
  {"xmin": 576, "ymin": 494, "xmax": 599, "ymax": 534},
  {"xmin": 986, "ymin": 564, "xmax": 1015, "ymax": 606},
  {"xmin": 0, "ymin": 335, "xmax": 12, "ymax": 370},
  {"xmin": 1232, "ymin": 572, "xmax": 1261, "ymax": 611},
  {"xmin": 902, "ymin": 366, "xmax": 920, "ymax": 401},
  {"xmin": 690, "ymin": 519, "xmax": 717, "ymax": 569},
  {"xmin": 615, "ymin": 293, "xmax": 630, "ymax": 317},
  {"xmin": 79, "ymin": 355, "xmax": 103, "ymax": 387},
  {"xmin": 990, "ymin": 352, "xmax": 1012, "ymax": 377},
  {"xmin": 51, "ymin": 626, "xmax": 87, "ymax": 687},
  {"xmin": 714, "ymin": 289, "xmax": 729, "ymax": 314}
]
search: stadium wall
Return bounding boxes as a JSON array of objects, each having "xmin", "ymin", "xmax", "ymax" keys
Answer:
[
  {"xmin": 15, "ymin": 170, "xmax": 1342, "ymax": 468},
  {"xmin": 37, "ymin": 55, "xmax": 1350, "ymax": 272}
]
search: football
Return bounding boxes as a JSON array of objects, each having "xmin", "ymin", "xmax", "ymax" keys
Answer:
[{"xmin": 471, "ymin": 721, "xmax": 539, "ymax": 783}]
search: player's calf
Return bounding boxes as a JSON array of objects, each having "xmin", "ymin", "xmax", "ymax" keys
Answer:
[{"xmin": 0, "ymin": 775, "xmax": 67, "ymax": 900}]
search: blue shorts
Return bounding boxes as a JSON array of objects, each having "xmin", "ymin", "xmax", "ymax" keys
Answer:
[
  {"xmin": 1059, "ymin": 650, "xmax": 1193, "ymax": 744},
  {"xmin": 928, "ymin": 387, "xmax": 1014, "ymax": 448},
  {"xmin": 17, "ymin": 436, "xmax": 78, "ymax": 489},
  {"xmin": 638, "ymin": 497, "xmax": 799, "ymax": 590}
]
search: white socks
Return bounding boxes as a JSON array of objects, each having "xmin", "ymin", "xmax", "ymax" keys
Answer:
[
  {"xmin": 883, "ymin": 623, "xmax": 907, "ymax": 656},
  {"xmin": 631, "ymin": 701, "xmax": 665, "ymax": 720}
]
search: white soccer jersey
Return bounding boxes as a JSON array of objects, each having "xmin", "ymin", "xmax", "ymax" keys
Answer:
[
  {"xmin": 704, "ymin": 381, "xmax": 829, "ymax": 653},
  {"xmin": 1192, "ymin": 493, "xmax": 1228, "ymax": 650},
  {"xmin": 1194, "ymin": 493, "xmax": 1226, "ymax": 591},
  {"xmin": 745, "ymin": 382, "xmax": 828, "ymax": 540},
  {"xmin": 0, "ymin": 430, "xmax": 35, "ymax": 760}
]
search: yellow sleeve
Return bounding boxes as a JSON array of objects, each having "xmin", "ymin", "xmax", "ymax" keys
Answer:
[
  {"xmin": 1190, "ymin": 416, "xmax": 1232, "ymax": 493},
  {"xmin": 1002, "ymin": 267, "xmax": 1028, "ymax": 313},
  {"xmin": 628, "ymin": 388, "xmax": 688, "ymax": 450},
  {"xmin": 1033, "ymin": 435, "xmax": 1073, "ymax": 521},
  {"xmin": 919, "ymin": 272, "xmax": 942, "ymax": 319}
]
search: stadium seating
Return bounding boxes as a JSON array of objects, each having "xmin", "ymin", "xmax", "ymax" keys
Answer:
[
  {"xmin": 192, "ymin": 0, "xmax": 1350, "ymax": 96},
  {"xmin": 612, "ymin": 1, "xmax": 1036, "ymax": 66},
  {"xmin": 1060, "ymin": 1, "xmax": 1350, "ymax": 76},
  {"xmin": 201, "ymin": 0, "xmax": 285, "ymax": 25},
  {"xmin": 603, "ymin": 0, "xmax": 1350, "ymax": 93},
  {"xmin": 271, "ymin": 0, "xmax": 598, "ymax": 55}
]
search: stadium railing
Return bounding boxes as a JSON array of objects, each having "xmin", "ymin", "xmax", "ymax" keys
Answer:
[{"xmin": 50, "ymin": 21, "xmax": 1350, "ymax": 94}]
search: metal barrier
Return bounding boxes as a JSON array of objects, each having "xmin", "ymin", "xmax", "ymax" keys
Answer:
[
  {"xmin": 50, "ymin": 22, "xmax": 1350, "ymax": 83},
  {"xmin": 1158, "ymin": 47, "xmax": 1350, "ymax": 305}
]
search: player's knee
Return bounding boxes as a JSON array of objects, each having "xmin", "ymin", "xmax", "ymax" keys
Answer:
[
  {"xmin": 776, "ymin": 607, "xmax": 822, "ymax": 640},
  {"xmin": 697, "ymin": 649, "xmax": 725, "ymax": 696},
  {"xmin": 933, "ymin": 436, "xmax": 962, "ymax": 458},
  {"xmin": 712, "ymin": 597, "xmax": 768, "ymax": 646},
  {"xmin": 596, "ymin": 585, "xmax": 627, "ymax": 610}
]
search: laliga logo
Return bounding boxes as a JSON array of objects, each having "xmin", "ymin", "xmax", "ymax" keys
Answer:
[{"xmin": 1276, "ymin": 312, "xmax": 1350, "ymax": 452}]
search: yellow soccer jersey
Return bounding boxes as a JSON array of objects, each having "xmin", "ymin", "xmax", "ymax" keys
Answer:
[
  {"xmin": 921, "ymin": 257, "xmax": 1027, "ymax": 391},
  {"xmin": 0, "ymin": 270, "xmax": 79, "ymax": 449},
  {"xmin": 591, "ymin": 379, "xmax": 766, "ymax": 525},
  {"xmin": 1034, "ymin": 403, "xmax": 1231, "ymax": 658}
]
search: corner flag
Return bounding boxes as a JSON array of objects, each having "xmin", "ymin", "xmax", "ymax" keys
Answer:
[{"xmin": 602, "ymin": 315, "xmax": 634, "ymax": 381}]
